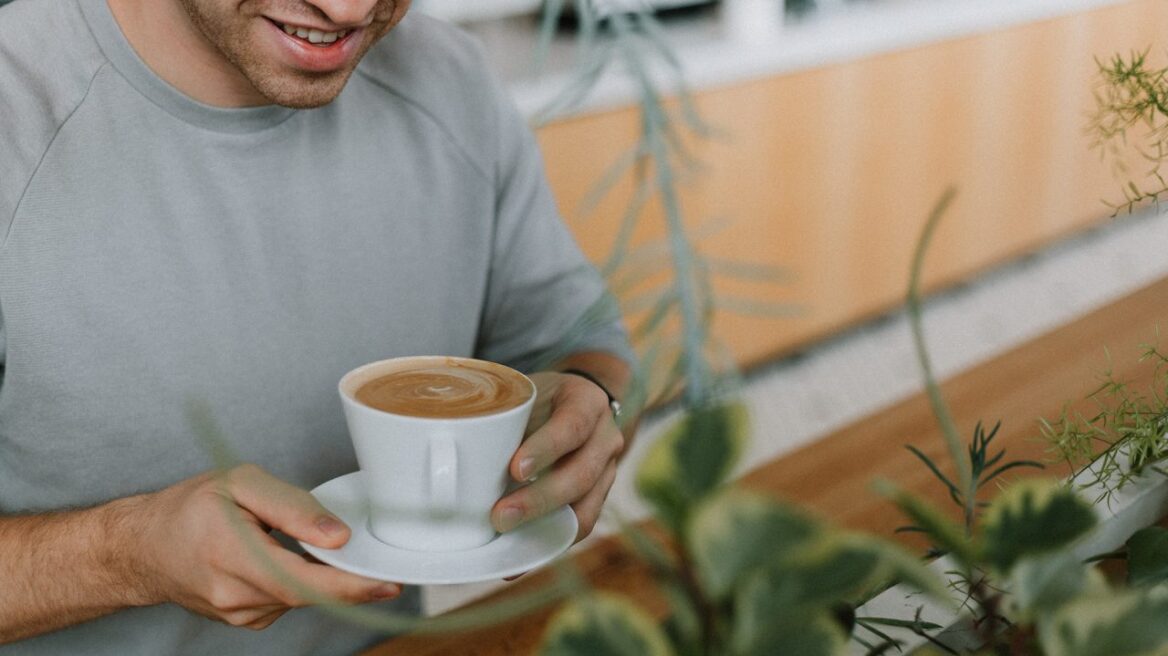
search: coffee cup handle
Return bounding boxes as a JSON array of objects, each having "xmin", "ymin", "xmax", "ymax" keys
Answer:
[{"xmin": 429, "ymin": 435, "xmax": 457, "ymax": 513}]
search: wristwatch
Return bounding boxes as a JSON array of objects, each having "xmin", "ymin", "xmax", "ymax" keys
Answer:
[{"xmin": 560, "ymin": 368, "xmax": 623, "ymax": 420}]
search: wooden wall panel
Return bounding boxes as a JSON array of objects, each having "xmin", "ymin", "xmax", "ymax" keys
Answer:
[{"xmin": 536, "ymin": 0, "xmax": 1168, "ymax": 369}]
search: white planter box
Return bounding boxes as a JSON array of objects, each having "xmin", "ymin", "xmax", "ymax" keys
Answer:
[{"xmin": 848, "ymin": 450, "xmax": 1168, "ymax": 653}]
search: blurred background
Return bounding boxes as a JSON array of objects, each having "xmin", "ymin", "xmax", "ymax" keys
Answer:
[{"xmin": 409, "ymin": 0, "xmax": 1168, "ymax": 613}]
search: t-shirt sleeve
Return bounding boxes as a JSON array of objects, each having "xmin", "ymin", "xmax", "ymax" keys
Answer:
[{"xmin": 473, "ymin": 79, "xmax": 633, "ymax": 374}]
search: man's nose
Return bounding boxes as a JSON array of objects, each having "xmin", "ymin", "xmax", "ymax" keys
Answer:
[{"xmin": 305, "ymin": 0, "xmax": 383, "ymax": 27}]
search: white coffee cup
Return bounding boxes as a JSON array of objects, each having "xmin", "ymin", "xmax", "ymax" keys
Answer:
[{"xmin": 338, "ymin": 356, "xmax": 536, "ymax": 552}]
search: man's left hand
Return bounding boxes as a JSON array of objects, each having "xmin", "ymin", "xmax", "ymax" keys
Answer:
[{"xmin": 490, "ymin": 371, "xmax": 625, "ymax": 542}]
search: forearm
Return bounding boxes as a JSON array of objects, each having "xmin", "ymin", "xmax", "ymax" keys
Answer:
[{"xmin": 0, "ymin": 496, "xmax": 148, "ymax": 645}]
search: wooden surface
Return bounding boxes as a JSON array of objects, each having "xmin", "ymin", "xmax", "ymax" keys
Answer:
[
  {"xmin": 538, "ymin": 0, "xmax": 1168, "ymax": 368},
  {"xmin": 365, "ymin": 276, "xmax": 1168, "ymax": 655}
]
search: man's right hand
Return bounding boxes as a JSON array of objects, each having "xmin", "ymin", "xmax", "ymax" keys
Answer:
[{"xmin": 120, "ymin": 463, "xmax": 400, "ymax": 630}]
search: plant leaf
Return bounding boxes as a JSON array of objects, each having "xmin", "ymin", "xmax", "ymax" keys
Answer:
[
  {"xmin": 686, "ymin": 490, "xmax": 819, "ymax": 600},
  {"xmin": 856, "ymin": 616, "xmax": 944, "ymax": 630},
  {"xmin": 876, "ymin": 481, "xmax": 978, "ymax": 566},
  {"xmin": 730, "ymin": 599, "xmax": 846, "ymax": 656},
  {"xmin": 703, "ymin": 257, "xmax": 795, "ymax": 283},
  {"xmin": 1127, "ymin": 527, "xmax": 1168, "ymax": 587},
  {"xmin": 756, "ymin": 535, "xmax": 883, "ymax": 609},
  {"xmin": 980, "ymin": 479, "xmax": 1097, "ymax": 573},
  {"xmin": 979, "ymin": 459, "xmax": 1045, "ymax": 486},
  {"xmin": 540, "ymin": 593, "xmax": 676, "ymax": 656},
  {"xmin": 634, "ymin": 402, "xmax": 749, "ymax": 533},
  {"xmin": 842, "ymin": 533, "xmax": 954, "ymax": 605},
  {"xmin": 659, "ymin": 582, "xmax": 702, "ymax": 656},
  {"xmin": 1038, "ymin": 588, "xmax": 1168, "ymax": 656},
  {"xmin": 1005, "ymin": 551, "xmax": 1095, "ymax": 620},
  {"xmin": 905, "ymin": 445, "xmax": 961, "ymax": 500}
]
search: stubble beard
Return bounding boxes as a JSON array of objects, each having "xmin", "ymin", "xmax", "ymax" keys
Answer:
[
  {"xmin": 176, "ymin": 0, "xmax": 385, "ymax": 109},
  {"xmin": 237, "ymin": 63, "xmax": 353, "ymax": 110}
]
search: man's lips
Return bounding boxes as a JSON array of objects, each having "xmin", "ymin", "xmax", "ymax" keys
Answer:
[
  {"xmin": 272, "ymin": 19, "xmax": 352, "ymax": 45},
  {"xmin": 265, "ymin": 18, "xmax": 364, "ymax": 72}
]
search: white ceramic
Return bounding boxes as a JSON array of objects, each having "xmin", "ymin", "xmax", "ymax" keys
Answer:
[
  {"xmin": 339, "ymin": 356, "xmax": 536, "ymax": 551},
  {"xmin": 300, "ymin": 472, "xmax": 577, "ymax": 584}
]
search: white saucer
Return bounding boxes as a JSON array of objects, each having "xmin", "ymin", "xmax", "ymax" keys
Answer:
[{"xmin": 299, "ymin": 472, "xmax": 578, "ymax": 585}]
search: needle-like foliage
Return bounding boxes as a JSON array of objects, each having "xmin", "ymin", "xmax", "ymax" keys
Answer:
[{"xmin": 1089, "ymin": 49, "xmax": 1168, "ymax": 214}]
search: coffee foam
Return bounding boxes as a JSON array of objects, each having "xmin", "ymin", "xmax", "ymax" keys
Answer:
[{"xmin": 350, "ymin": 358, "xmax": 531, "ymax": 419}]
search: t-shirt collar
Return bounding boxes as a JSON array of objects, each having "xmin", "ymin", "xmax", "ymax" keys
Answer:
[{"xmin": 80, "ymin": 0, "xmax": 297, "ymax": 133}]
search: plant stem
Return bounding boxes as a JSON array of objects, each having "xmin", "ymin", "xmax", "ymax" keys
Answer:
[
  {"xmin": 612, "ymin": 12, "xmax": 713, "ymax": 406},
  {"xmin": 674, "ymin": 542, "xmax": 721, "ymax": 655},
  {"xmin": 906, "ymin": 188, "xmax": 977, "ymax": 533}
]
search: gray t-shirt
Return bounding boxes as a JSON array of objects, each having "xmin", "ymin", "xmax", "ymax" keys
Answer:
[{"xmin": 0, "ymin": 0, "xmax": 629, "ymax": 653}]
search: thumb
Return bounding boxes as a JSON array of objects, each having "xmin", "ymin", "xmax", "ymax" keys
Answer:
[{"xmin": 225, "ymin": 464, "xmax": 351, "ymax": 549}]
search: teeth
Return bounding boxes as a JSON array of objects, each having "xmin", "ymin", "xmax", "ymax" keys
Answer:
[{"xmin": 280, "ymin": 23, "xmax": 348, "ymax": 44}]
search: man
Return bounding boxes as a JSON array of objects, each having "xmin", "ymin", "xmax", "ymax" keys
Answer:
[{"xmin": 0, "ymin": 0, "xmax": 633, "ymax": 653}]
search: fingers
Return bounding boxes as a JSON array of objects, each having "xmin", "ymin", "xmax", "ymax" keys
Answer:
[
  {"xmin": 570, "ymin": 461, "xmax": 618, "ymax": 541},
  {"xmin": 188, "ymin": 530, "xmax": 401, "ymax": 625},
  {"xmin": 142, "ymin": 464, "xmax": 401, "ymax": 633},
  {"xmin": 222, "ymin": 526, "xmax": 401, "ymax": 608},
  {"xmin": 222, "ymin": 464, "xmax": 351, "ymax": 549},
  {"xmin": 493, "ymin": 418, "xmax": 622, "ymax": 533},
  {"xmin": 510, "ymin": 376, "xmax": 609, "ymax": 481},
  {"xmin": 260, "ymin": 547, "xmax": 402, "ymax": 607}
]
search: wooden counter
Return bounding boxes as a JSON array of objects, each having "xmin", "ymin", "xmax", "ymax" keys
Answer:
[
  {"xmin": 538, "ymin": 0, "xmax": 1168, "ymax": 368},
  {"xmin": 364, "ymin": 275, "xmax": 1168, "ymax": 654}
]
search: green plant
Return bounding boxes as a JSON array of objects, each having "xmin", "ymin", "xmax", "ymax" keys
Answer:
[
  {"xmin": 538, "ymin": 188, "xmax": 1168, "ymax": 656},
  {"xmin": 536, "ymin": 7, "xmax": 1168, "ymax": 655},
  {"xmin": 1089, "ymin": 49, "xmax": 1168, "ymax": 214},
  {"xmin": 859, "ymin": 191, "xmax": 1168, "ymax": 655},
  {"xmin": 1041, "ymin": 342, "xmax": 1168, "ymax": 504},
  {"xmin": 541, "ymin": 402, "xmax": 949, "ymax": 656},
  {"xmin": 533, "ymin": 4, "xmax": 949, "ymax": 654}
]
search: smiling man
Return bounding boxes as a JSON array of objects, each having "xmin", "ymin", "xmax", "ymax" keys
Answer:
[
  {"xmin": 110, "ymin": 0, "xmax": 409, "ymax": 107},
  {"xmin": 0, "ymin": 0, "xmax": 632, "ymax": 654}
]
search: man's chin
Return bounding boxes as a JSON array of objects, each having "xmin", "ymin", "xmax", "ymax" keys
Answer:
[
  {"xmin": 270, "ymin": 94, "xmax": 341, "ymax": 110},
  {"xmin": 252, "ymin": 73, "xmax": 351, "ymax": 109}
]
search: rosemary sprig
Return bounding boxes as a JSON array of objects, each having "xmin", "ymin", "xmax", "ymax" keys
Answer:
[
  {"xmin": 904, "ymin": 421, "xmax": 1044, "ymax": 535},
  {"xmin": 1041, "ymin": 341, "xmax": 1168, "ymax": 505},
  {"xmin": 1089, "ymin": 49, "xmax": 1168, "ymax": 214}
]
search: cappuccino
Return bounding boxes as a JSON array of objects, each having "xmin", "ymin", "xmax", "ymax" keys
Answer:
[
  {"xmin": 354, "ymin": 359, "xmax": 531, "ymax": 419},
  {"xmin": 339, "ymin": 356, "xmax": 537, "ymax": 550}
]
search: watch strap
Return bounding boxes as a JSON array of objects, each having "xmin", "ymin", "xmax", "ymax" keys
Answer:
[{"xmin": 560, "ymin": 368, "xmax": 623, "ymax": 420}]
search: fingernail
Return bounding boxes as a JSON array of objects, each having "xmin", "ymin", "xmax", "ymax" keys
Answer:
[
  {"xmin": 497, "ymin": 506, "xmax": 523, "ymax": 533},
  {"xmin": 371, "ymin": 584, "xmax": 401, "ymax": 600},
  {"xmin": 518, "ymin": 457, "xmax": 535, "ymax": 480},
  {"xmin": 317, "ymin": 515, "xmax": 345, "ymax": 536}
]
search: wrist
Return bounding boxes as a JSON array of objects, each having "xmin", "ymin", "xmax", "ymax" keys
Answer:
[
  {"xmin": 95, "ymin": 494, "xmax": 161, "ymax": 608},
  {"xmin": 560, "ymin": 368, "xmax": 623, "ymax": 420}
]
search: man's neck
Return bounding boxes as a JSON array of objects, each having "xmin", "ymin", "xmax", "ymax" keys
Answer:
[{"xmin": 105, "ymin": 0, "xmax": 269, "ymax": 107}]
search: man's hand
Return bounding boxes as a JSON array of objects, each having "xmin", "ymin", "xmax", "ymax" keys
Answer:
[
  {"xmin": 123, "ymin": 464, "xmax": 400, "ymax": 630},
  {"xmin": 491, "ymin": 370, "xmax": 626, "ymax": 542}
]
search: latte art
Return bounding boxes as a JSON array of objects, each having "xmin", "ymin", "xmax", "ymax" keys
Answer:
[{"xmin": 354, "ymin": 362, "xmax": 531, "ymax": 418}]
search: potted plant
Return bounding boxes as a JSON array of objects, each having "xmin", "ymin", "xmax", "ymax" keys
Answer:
[{"xmin": 533, "ymin": 8, "xmax": 1168, "ymax": 655}]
